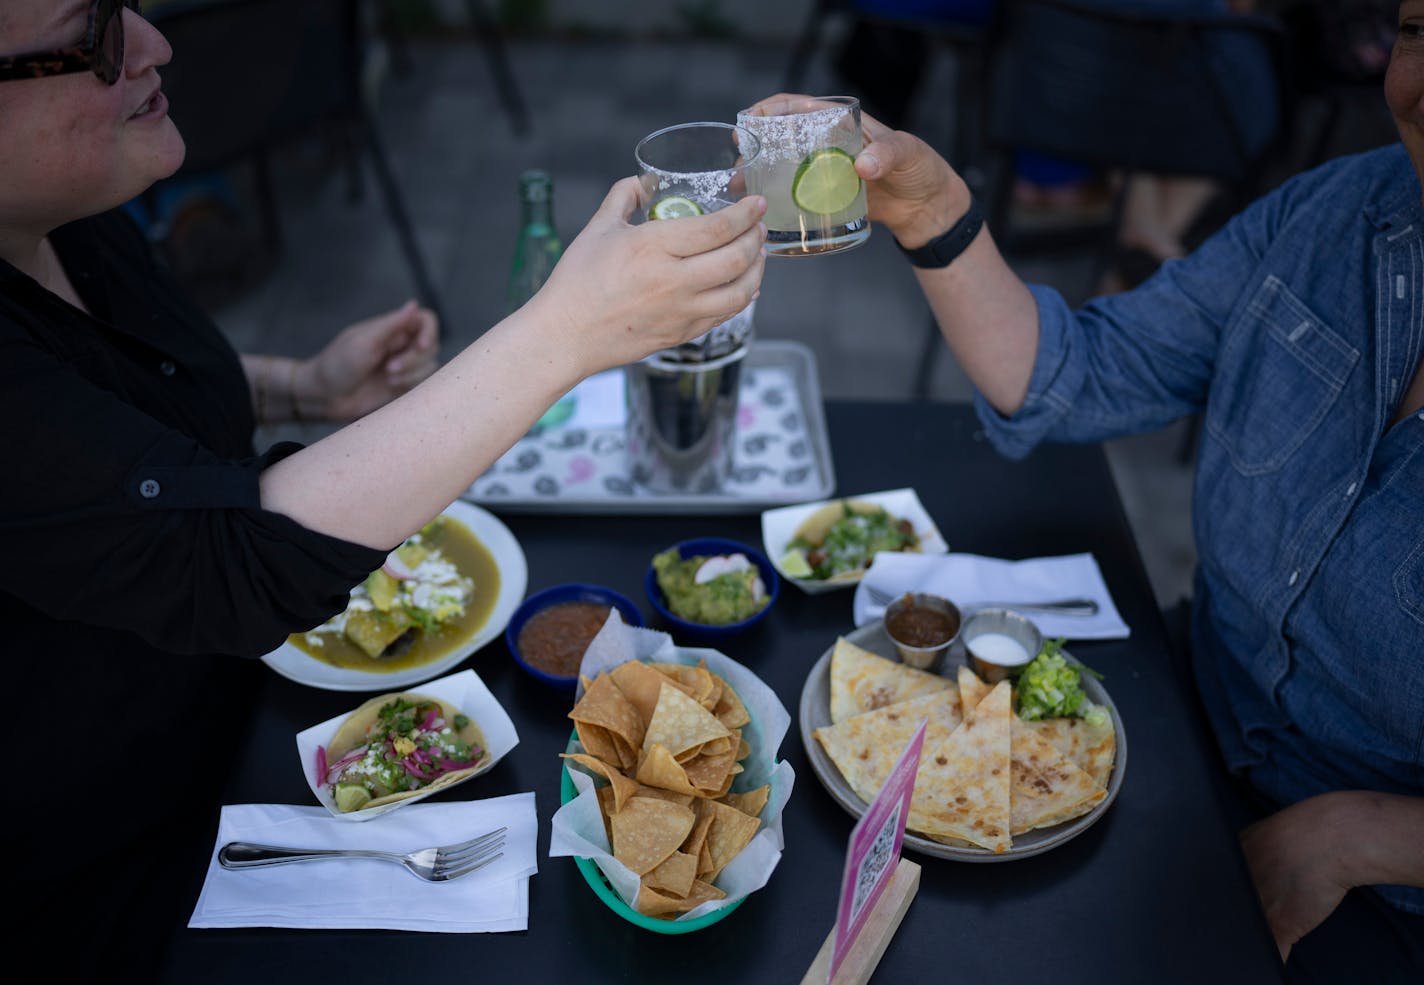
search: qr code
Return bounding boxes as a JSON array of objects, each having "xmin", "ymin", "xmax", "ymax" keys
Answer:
[{"xmin": 850, "ymin": 803, "xmax": 900, "ymax": 924}]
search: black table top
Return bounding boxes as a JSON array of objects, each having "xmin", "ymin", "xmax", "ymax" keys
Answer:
[{"xmin": 161, "ymin": 400, "xmax": 1284, "ymax": 984}]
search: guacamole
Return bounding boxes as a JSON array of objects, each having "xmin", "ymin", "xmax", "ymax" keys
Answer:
[{"xmin": 652, "ymin": 549, "xmax": 769, "ymax": 625}]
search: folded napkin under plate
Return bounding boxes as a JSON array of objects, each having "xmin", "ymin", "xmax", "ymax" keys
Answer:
[
  {"xmin": 852, "ymin": 552, "xmax": 1131, "ymax": 640},
  {"xmin": 190, "ymin": 794, "xmax": 538, "ymax": 933}
]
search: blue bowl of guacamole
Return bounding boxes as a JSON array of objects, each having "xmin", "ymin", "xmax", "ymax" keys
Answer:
[{"xmin": 645, "ymin": 537, "xmax": 779, "ymax": 642}]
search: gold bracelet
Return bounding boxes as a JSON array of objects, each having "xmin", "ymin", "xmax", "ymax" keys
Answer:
[
  {"xmin": 289, "ymin": 358, "xmax": 304, "ymax": 424},
  {"xmin": 254, "ymin": 357, "xmax": 269, "ymax": 425}
]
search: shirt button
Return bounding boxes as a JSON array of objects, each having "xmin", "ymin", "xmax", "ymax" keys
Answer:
[
  {"xmin": 1288, "ymin": 570, "xmax": 1299, "ymax": 587},
  {"xmin": 139, "ymin": 479, "xmax": 161, "ymax": 499},
  {"xmin": 1345, "ymin": 482, "xmax": 1357, "ymax": 498},
  {"xmin": 159, "ymin": 360, "xmax": 177, "ymax": 377}
]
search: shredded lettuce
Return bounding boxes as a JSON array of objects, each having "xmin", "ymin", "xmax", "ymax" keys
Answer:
[{"xmin": 1015, "ymin": 638, "xmax": 1101, "ymax": 721}]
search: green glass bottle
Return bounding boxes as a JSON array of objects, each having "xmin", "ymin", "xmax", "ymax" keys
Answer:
[{"xmin": 507, "ymin": 169, "xmax": 574, "ymax": 432}]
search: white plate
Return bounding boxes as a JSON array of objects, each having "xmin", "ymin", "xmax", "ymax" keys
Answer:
[
  {"xmin": 261, "ymin": 501, "xmax": 529, "ymax": 692},
  {"xmin": 798, "ymin": 622, "xmax": 1126, "ymax": 862},
  {"xmin": 760, "ymin": 487, "xmax": 948, "ymax": 595}
]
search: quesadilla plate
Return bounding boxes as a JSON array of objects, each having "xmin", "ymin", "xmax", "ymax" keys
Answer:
[{"xmin": 799, "ymin": 622, "xmax": 1126, "ymax": 862}]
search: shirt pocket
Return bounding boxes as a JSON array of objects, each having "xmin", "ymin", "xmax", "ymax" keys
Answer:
[{"xmin": 1206, "ymin": 276, "xmax": 1359, "ymax": 475}]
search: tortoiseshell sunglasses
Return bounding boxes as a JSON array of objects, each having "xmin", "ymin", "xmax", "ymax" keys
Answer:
[{"xmin": 0, "ymin": 0, "xmax": 143, "ymax": 86}]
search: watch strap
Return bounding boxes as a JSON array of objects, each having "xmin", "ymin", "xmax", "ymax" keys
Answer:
[{"xmin": 895, "ymin": 196, "xmax": 985, "ymax": 269}]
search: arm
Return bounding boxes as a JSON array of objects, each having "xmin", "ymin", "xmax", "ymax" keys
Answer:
[
  {"xmin": 258, "ymin": 179, "xmax": 766, "ymax": 548},
  {"xmin": 1240, "ymin": 791, "xmax": 1424, "ymax": 962},
  {"xmin": 853, "ymin": 112, "xmax": 1041, "ymax": 416}
]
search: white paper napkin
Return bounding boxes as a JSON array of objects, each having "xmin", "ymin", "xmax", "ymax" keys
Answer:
[
  {"xmin": 547, "ymin": 612, "xmax": 795, "ymax": 921},
  {"xmin": 852, "ymin": 552, "xmax": 1131, "ymax": 640},
  {"xmin": 189, "ymin": 795, "xmax": 538, "ymax": 932}
]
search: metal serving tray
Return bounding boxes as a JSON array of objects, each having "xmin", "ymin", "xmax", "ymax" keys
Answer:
[{"xmin": 461, "ymin": 340, "xmax": 836, "ymax": 514}]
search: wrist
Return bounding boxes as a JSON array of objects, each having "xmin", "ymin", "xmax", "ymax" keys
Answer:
[
  {"xmin": 889, "ymin": 179, "xmax": 975, "ymax": 250},
  {"xmin": 289, "ymin": 357, "xmax": 327, "ymax": 423}
]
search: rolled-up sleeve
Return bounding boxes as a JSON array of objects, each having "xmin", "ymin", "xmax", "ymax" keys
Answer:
[{"xmin": 0, "ymin": 333, "xmax": 386, "ymax": 658}]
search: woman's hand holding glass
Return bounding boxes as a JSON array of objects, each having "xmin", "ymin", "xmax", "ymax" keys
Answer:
[{"xmin": 525, "ymin": 176, "xmax": 767, "ymax": 375}]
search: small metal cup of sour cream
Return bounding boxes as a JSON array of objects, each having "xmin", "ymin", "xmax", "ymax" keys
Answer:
[{"xmin": 962, "ymin": 608, "xmax": 1043, "ymax": 683}]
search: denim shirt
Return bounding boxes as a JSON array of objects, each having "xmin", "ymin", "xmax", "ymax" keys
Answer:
[{"xmin": 977, "ymin": 145, "xmax": 1424, "ymax": 912}]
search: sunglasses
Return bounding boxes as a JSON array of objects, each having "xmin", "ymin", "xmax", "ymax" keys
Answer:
[{"xmin": 0, "ymin": 1, "xmax": 143, "ymax": 86}]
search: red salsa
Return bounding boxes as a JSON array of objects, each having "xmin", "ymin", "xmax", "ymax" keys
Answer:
[
  {"xmin": 516, "ymin": 601, "xmax": 613, "ymax": 677},
  {"xmin": 886, "ymin": 601, "xmax": 959, "ymax": 648}
]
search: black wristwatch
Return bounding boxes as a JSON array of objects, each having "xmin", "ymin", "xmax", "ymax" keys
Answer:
[{"xmin": 894, "ymin": 195, "xmax": 984, "ymax": 269}]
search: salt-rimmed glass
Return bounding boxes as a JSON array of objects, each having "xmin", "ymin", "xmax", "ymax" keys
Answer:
[
  {"xmin": 634, "ymin": 121, "xmax": 761, "ymax": 221},
  {"xmin": 737, "ymin": 96, "xmax": 870, "ymax": 257},
  {"xmin": 633, "ymin": 121, "xmax": 760, "ymax": 362}
]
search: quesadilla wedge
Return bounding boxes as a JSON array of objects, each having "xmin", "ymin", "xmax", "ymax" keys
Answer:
[
  {"xmin": 909, "ymin": 680, "xmax": 1013, "ymax": 853},
  {"xmin": 829, "ymin": 636, "xmax": 953, "ymax": 723},
  {"xmin": 813, "ymin": 688, "xmax": 964, "ymax": 804},
  {"xmin": 320, "ymin": 691, "xmax": 487, "ymax": 813},
  {"xmin": 1009, "ymin": 718, "xmax": 1107, "ymax": 835},
  {"xmin": 1022, "ymin": 715, "xmax": 1117, "ymax": 789}
]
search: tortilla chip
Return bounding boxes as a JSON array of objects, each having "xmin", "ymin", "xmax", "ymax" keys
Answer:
[
  {"xmin": 909, "ymin": 680, "xmax": 1013, "ymax": 853},
  {"xmin": 609, "ymin": 660, "xmax": 668, "ymax": 724},
  {"xmin": 719, "ymin": 784, "xmax": 770, "ymax": 818},
  {"xmin": 1009, "ymin": 718, "xmax": 1106, "ymax": 835},
  {"xmin": 714, "ymin": 683, "xmax": 752, "ymax": 729},
  {"xmin": 652, "ymin": 662, "xmax": 718, "ymax": 709},
  {"xmin": 637, "ymin": 785, "xmax": 695, "ymax": 808},
  {"xmin": 636, "ymin": 743, "xmax": 700, "ymax": 796},
  {"xmin": 684, "ymin": 744, "xmax": 739, "ymax": 795},
  {"xmin": 610, "ymin": 796, "xmax": 695, "ymax": 875},
  {"xmin": 561, "ymin": 753, "xmax": 640, "ymax": 814},
  {"xmin": 814, "ymin": 688, "xmax": 964, "ymax": 805},
  {"xmin": 702, "ymin": 800, "xmax": 761, "ymax": 881},
  {"xmin": 643, "ymin": 850, "xmax": 698, "ymax": 898},
  {"xmin": 829, "ymin": 636, "xmax": 952, "ymax": 723},
  {"xmin": 636, "ymin": 877, "xmax": 726, "ymax": 918},
  {"xmin": 642, "ymin": 681, "xmax": 731, "ymax": 756},
  {"xmin": 1022, "ymin": 715, "xmax": 1117, "ymax": 789},
  {"xmin": 682, "ymin": 799, "xmax": 714, "ymax": 851},
  {"xmin": 956, "ymin": 664, "xmax": 991, "ymax": 714},
  {"xmin": 570, "ymin": 673, "xmax": 646, "ymax": 758}
]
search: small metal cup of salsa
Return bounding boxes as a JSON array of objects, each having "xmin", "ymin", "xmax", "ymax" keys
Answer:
[{"xmin": 883, "ymin": 592, "xmax": 961, "ymax": 670}]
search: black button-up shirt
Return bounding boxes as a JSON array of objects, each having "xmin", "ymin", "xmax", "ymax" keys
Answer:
[{"xmin": 0, "ymin": 211, "xmax": 386, "ymax": 973}]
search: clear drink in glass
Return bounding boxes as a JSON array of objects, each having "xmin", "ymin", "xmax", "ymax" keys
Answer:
[{"xmin": 737, "ymin": 95, "xmax": 869, "ymax": 257}]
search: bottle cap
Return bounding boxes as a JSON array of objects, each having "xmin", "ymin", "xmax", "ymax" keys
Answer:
[{"xmin": 519, "ymin": 169, "xmax": 553, "ymax": 203}]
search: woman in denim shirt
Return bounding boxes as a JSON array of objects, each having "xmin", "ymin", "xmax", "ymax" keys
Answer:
[{"xmin": 760, "ymin": 1, "xmax": 1424, "ymax": 978}]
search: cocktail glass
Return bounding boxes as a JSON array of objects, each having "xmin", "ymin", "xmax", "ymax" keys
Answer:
[
  {"xmin": 634, "ymin": 121, "xmax": 761, "ymax": 221},
  {"xmin": 736, "ymin": 96, "xmax": 869, "ymax": 257}
]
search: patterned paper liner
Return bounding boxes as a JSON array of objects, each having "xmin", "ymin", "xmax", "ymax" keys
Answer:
[{"xmin": 465, "ymin": 364, "xmax": 825, "ymax": 505}]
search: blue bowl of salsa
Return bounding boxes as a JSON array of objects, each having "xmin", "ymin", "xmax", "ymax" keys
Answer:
[
  {"xmin": 644, "ymin": 537, "xmax": 778, "ymax": 643},
  {"xmin": 506, "ymin": 584, "xmax": 643, "ymax": 689}
]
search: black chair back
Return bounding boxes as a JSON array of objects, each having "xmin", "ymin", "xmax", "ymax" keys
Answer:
[{"xmin": 986, "ymin": 0, "xmax": 1287, "ymax": 185}]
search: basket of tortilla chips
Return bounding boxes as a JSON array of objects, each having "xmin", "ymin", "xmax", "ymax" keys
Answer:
[{"xmin": 549, "ymin": 611, "xmax": 793, "ymax": 932}]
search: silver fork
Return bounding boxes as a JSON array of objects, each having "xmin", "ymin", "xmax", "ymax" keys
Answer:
[
  {"xmin": 218, "ymin": 826, "xmax": 507, "ymax": 882},
  {"xmin": 863, "ymin": 585, "xmax": 1100, "ymax": 617}
]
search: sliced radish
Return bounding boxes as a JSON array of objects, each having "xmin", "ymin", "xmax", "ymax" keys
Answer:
[
  {"xmin": 694, "ymin": 553, "xmax": 750, "ymax": 584},
  {"xmin": 382, "ymin": 552, "xmax": 418, "ymax": 580}
]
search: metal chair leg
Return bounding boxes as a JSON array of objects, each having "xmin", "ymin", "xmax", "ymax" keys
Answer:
[
  {"xmin": 358, "ymin": 106, "xmax": 447, "ymax": 331},
  {"xmin": 464, "ymin": 0, "xmax": 531, "ymax": 137}
]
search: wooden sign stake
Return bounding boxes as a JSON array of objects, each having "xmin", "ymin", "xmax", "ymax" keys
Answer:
[{"xmin": 800, "ymin": 858, "xmax": 921, "ymax": 985}]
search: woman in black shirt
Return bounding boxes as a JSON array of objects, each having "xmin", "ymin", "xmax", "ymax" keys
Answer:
[{"xmin": 0, "ymin": 3, "xmax": 767, "ymax": 976}]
